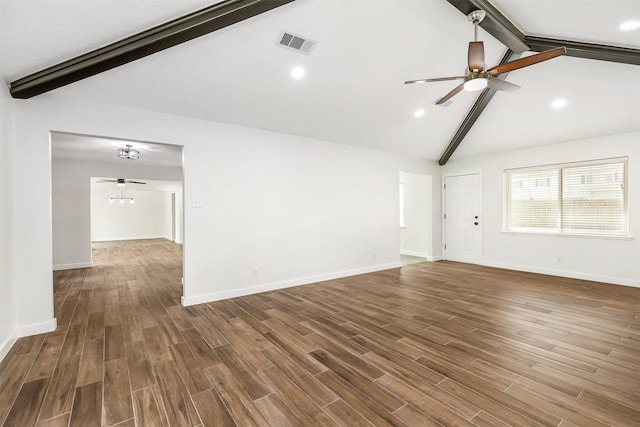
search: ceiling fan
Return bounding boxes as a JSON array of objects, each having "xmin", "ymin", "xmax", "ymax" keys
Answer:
[
  {"xmin": 96, "ymin": 178, "xmax": 146, "ymax": 187},
  {"xmin": 405, "ymin": 10, "xmax": 566, "ymax": 105}
]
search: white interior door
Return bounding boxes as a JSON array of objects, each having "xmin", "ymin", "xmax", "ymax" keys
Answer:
[{"xmin": 444, "ymin": 174, "xmax": 481, "ymax": 264}]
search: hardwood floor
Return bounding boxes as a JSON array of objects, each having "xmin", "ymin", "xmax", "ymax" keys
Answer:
[{"xmin": 0, "ymin": 239, "xmax": 638, "ymax": 426}]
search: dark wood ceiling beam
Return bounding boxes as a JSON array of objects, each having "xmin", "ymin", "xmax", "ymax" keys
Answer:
[
  {"xmin": 438, "ymin": 50, "xmax": 520, "ymax": 166},
  {"xmin": 526, "ymin": 36, "xmax": 640, "ymax": 65},
  {"xmin": 9, "ymin": 0, "xmax": 295, "ymax": 99},
  {"xmin": 445, "ymin": 0, "xmax": 529, "ymax": 53}
]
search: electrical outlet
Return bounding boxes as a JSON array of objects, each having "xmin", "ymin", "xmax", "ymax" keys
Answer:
[
  {"xmin": 251, "ymin": 269, "xmax": 259, "ymax": 278},
  {"xmin": 372, "ymin": 252, "xmax": 377, "ymax": 262},
  {"xmin": 556, "ymin": 257, "xmax": 562, "ymax": 264}
]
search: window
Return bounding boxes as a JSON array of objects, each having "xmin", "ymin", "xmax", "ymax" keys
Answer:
[
  {"xmin": 399, "ymin": 182, "xmax": 406, "ymax": 228},
  {"xmin": 505, "ymin": 158, "xmax": 628, "ymax": 236}
]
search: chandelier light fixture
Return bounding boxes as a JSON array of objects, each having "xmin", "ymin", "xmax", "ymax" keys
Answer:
[
  {"xmin": 117, "ymin": 144, "xmax": 139, "ymax": 160},
  {"xmin": 110, "ymin": 189, "xmax": 134, "ymax": 204}
]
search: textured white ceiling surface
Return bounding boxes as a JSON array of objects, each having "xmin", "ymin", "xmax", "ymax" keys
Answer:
[{"xmin": 2, "ymin": 0, "xmax": 639, "ymax": 162}]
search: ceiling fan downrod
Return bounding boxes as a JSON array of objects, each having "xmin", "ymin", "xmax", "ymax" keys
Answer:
[{"xmin": 467, "ymin": 10, "xmax": 486, "ymax": 41}]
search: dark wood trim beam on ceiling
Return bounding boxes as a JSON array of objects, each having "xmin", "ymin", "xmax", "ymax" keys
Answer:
[
  {"xmin": 445, "ymin": 0, "xmax": 529, "ymax": 53},
  {"xmin": 438, "ymin": 50, "xmax": 520, "ymax": 166},
  {"xmin": 526, "ymin": 36, "xmax": 640, "ymax": 66},
  {"xmin": 9, "ymin": 0, "xmax": 296, "ymax": 99}
]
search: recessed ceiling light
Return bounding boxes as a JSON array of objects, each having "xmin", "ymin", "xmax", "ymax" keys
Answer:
[
  {"xmin": 620, "ymin": 20, "xmax": 640, "ymax": 31},
  {"xmin": 551, "ymin": 98, "xmax": 567, "ymax": 109},
  {"xmin": 291, "ymin": 66, "xmax": 305, "ymax": 79},
  {"xmin": 414, "ymin": 109, "xmax": 425, "ymax": 118}
]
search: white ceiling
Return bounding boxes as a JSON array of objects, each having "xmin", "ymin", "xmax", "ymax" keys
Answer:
[
  {"xmin": 2, "ymin": 0, "xmax": 639, "ymax": 162},
  {"xmin": 51, "ymin": 132, "xmax": 183, "ymax": 167}
]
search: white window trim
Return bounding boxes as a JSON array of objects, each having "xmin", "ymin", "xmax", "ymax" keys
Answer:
[
  {"xmin": 399, "ymin": 181, "xmax": 406, "ymax": 228},
  {"xmin": 503, "ymin": 157, "xmax": 630, "ymax": 239}
]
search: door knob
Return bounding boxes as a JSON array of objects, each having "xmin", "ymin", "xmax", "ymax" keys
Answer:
[{"xmin": 474, "ymin": 222, "xmax": 479, "ymax": 226}]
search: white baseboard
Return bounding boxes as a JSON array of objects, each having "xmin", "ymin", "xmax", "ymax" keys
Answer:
[
  {"xmin": 482, "ymin": 260, "xmax": 640, "ymax": 288},
  {"xmin": 400, "ymin": 250, "xmax": 430, "ymax": 258},
  {"xmin": 53, "ymin": 262, "xmax": 93, "ymax": 271},
  {"xmin": 427, "ymin": 255, "xmax": 443, "ymax": 262},
  {"xmin": 182, "ymin": 262, "xmax": 402, "ymax": 307},
  {"xmin": 0, "ymin": 332, "xmax": 18, "ymax": 363},
  {"xmin": 92, "ymin": 236, "xmax": 168, "ymax": 242},
  {"xmin": 17, "ymin": 318, "xmax": 57, "ymax": 337}
]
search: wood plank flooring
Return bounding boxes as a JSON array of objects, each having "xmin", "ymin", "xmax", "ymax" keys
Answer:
[{"xmin": 0, "ymin": 238, "xmax": 638, "ymax": 426}]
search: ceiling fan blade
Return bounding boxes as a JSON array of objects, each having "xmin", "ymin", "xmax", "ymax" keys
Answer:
[
  {"xmin": 487, "ymin": 47, "xmax": 566, "ymax": 76},
  {"xmin": 486, "ymin": 78, "xmax": 520, "ymax": 92},
  {"xmin": 126, "ymin": 180, "xmax": 147, "ymax": 184},
  {"xmin": 404, "ymin": 76, "xmax": 464, "ymax": 85},
  {"xmin": 436, "ymin": 83, "xmax": 465, "ymax": 105},
  {"xmin": 468, "ymin": 41, "xmax": 485, "ymax": 72},
  {"xmin": 96, "ymin": 179, "xmax": 116, "ymax": 183}
]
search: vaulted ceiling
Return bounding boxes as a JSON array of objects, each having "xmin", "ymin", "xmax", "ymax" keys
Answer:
[{"xmin": 1, "ymin": 0, "xmax": 639, "ymax": 163}]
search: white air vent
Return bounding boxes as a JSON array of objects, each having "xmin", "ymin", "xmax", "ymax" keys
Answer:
[{"xmin": 277, "ymin": 31, "xmax": 317, "ymax": 55}]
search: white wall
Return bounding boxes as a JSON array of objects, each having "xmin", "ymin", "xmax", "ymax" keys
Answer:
[
  {"xmin": 442, "ymin": 131, "xmax": 640, "ymax": 287},
  {"xmin": 91, "ymin": 188, "xmax": 173, "ymax": 241},
  {"xmin": 10, "ymin": 93, "xmax": 440, "ymax": 338},
  {"xmin": 0, "ymin": 77, "xmax": 18, "ymax": 360},
  {"xmin": 399, "ymin": 171, "xmax": 433, "ymax": 260},
  {"xmin": 52, "ymin": 157, "xmax": 181, "ymax": 270}
]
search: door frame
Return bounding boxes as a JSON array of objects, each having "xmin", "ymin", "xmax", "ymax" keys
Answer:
[{"xmin": 442, "ymin": 172, "xmax": 483, "ymax": 264}]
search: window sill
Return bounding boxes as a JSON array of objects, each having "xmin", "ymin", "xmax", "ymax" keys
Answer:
[{"xmin": 501, "ymin": 229, "xmax": 633, "ymax": 240}]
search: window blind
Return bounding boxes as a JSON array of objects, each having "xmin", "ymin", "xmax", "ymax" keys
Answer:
[{"xmin": 505, "ymin": 158, "xmax": 628, "ymax": 236}]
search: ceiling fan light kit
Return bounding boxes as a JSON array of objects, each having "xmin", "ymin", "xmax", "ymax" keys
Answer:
[
  {"xmin": 463, "ymin": 74, "xmax": 488, "ymax": 91},
  {"xmin": 405, "ymin": 9, "xmax": 566, "ymax": 105},
  {"xmin": 110, "ymin": 189, "xmax": 134, "ymax": 204},
  {"xmin": 117, "ymin": 144, "xmax": 139, "ymax": 160}
]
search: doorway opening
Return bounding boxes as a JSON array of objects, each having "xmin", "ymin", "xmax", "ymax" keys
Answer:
[
  {"xmin": 399, "ymin": 171, "xmax": 433, "ymax": 266},
  {"xmin": 50, "ymin": 132, "xmax": 184, "ymax": 297}
]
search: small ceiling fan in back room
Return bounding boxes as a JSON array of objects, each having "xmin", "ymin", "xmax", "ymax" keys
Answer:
[
  {"xmin": 405, "ymin": 9, "xmax": 566, "ymax": 105},
  {"xmin": 96, "ymin": 178, "xmax": 146, "ymax": 187}
]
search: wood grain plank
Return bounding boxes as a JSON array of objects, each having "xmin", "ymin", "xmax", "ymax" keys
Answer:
[
  {"xmin": 323, "ymin": 399, "xmax": 373, "ymax": 427},
  {"xmin": 169, "ymin": 341, "xmax": 211, "ymax": 394},
  {"xmin": 393, "ymin": 403, "xmax": 443, "ymax": 427},
  {"xmin": 76, "ymin": 337, "xmax": 104, "ymax": 387},
  {"xmin": 126, "ymin": 340, "xmax": 155, "ymax": 391},
  {"xmin": 258, "ymin": 365, "xmax": 338, "ymax": 426},
  {"xmin": 36, "ymin": 413, "xmax": 71, "ymax": 427},
  {"xmin": 2, "ymin": 378, "xmax": 49, "ymax": 427},
  {"xmin": 0, "ymin": 351, "xmax": 39, "ymax": 408},
  {"xmin": 38, "ymin": 355, "xmax": 81, "ymax": 420},
  {"xmin": 25, "ymin": 332, "xmax": 65, "ymax": 382},
  {"xmin": 253, "ymin": 393, "xmax": 303, "ymax": 427},
  {"xmin": 214, "ymin": 345, "xmax": 271, "ymax": 401},
  {"xmin": 316, "ymin": 370, "xmax": 407, "ymax": 427},
  {"xmin": 132, "ymin": 385, "xmax": 168, "ymax": 427},
  {"xmin": 261, "ymin": 346, "xmax": 337, "ymax": 406},
  {"xmin": 192, "ymin": 388, "xmax": 236, "ymax": 427},
  {"xmin": 104, "ymin": 358, "xmax": 134, "ymax": 426},
  {"xmin": 85, "ymin": 311, "xmax": 105, "ymax": 340},
  {"xmin": 154, "ymin": 361, "xmax": 200, "ymax": 427},
  {"xmin": 105, "ymin": 324, "xmax": 125, "ymax": 361},
  {"xmin": 69, "ymin": 381, "xmax": 102, "ymax": 427},
  {"xmin": 310, "ymin": 348, "xmax": 404, "ymax": 413},
  {"xmin": 206, "ymin": 363, "xmax": 271, "ymax": 426}
]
